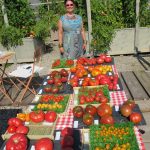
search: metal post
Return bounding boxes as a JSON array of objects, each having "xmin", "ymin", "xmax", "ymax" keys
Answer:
[
  {"xmin": 86, "ymin": 0, "xmax": 92, "ymax": 55},
  {"xmin": 134, "ymin": 0, "xmax": 140, "ymax": 54},
  {"xmin": 1, "ymin": 0, "xmax": 9, "ymax": 26}
]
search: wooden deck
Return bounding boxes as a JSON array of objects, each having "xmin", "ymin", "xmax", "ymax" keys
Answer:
[{"xmin": 119, "ymin": 71, "xmax": 150, "ymax": 100}]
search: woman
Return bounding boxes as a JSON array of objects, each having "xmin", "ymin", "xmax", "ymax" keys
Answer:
[{"xmin": 58, "ymin": 0, "xmax": 86, "ymax": 59}]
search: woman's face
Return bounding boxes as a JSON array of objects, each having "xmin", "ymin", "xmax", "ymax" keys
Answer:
[{"xmin": 65, "ymin": 1, "xmax": 74, "ymax": 13}]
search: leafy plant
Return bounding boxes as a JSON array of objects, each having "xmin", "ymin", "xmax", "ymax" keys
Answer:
[{"xmin": 0, "ymin": 26, "xmax": 23, "ymax": 49}]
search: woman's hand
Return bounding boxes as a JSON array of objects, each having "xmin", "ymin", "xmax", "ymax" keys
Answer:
[
  {"xmin": 82, "ymin": 43, "xmax": 86, "ymax": 51},
  {"xmin": 59, "ymin": 47, "xmax": 64, "ymax": 54}
]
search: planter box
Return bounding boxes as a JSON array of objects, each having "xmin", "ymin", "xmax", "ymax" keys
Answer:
[{"xmin": 0, "ymin": 37, "xmax": 45, "ymax": 64}]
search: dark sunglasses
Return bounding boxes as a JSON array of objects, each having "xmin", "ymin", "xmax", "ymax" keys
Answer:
[{"xmin": 66, "ymin": 4, "xmax": 74, "ymax": 7}]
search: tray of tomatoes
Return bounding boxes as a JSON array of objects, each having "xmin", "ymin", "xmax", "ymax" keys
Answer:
[
  {"xmin": 72, "ymin": 102, "xmax": 146, "ymax": 129},
  {"xmin": 73, "ymin": 86, "xmax": 110, "ymax": 105},
  {"xmin": 69, "ymin": 66, "xmax": 123, "ymax": 91},
  {"xmin": 30, "ymin": 94, "xmax": 70, "ymax": 114},
  {"xmin": 76, "ymin": 54, "xmax": 114, "ymax": 66},
  {"xmin": 37, "ymin": 69, "xmax": 73, "ymax": 94},
  {"xmin": 51, "ymin": 59, "xmax": 75, "ymax": 69},
  {"xmin": 88, "ymin": 122, "xmax": 140, "ymax": 150}
]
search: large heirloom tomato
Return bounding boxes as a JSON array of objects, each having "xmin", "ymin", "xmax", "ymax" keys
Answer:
[
  {"xmin": 129, "ymin": 112, "xmax": 142, "ymax": 124},
  {"xmin": 6, "ymin": 133, "xmax": 27, "ymax": 150},
  {"xmin": 120, "ymin": 104, "xmax": 132, "ymax": 117},
  {"xmin": 100, "ymin": 115, "xmax": 115, "ymax": 125},
  {"xmin": 8, "ymin": 118, "xmax": 23, "ymax": 127},
  {"xmin": 29, "ymin": 110, "xmax": 45, "ymax": 123},
  {"xmin": 35, "ymin": 138, "xmax": 53, "ymax": 150},
  {"xmin": 83, "ymin": 113, "xmax": 94, "ymax": 126},
  {"xmin": 73, "ymin": 106, "xmax": 84, "ymax": 118},
  {"xmin": 45, "ymin": 111, "xmax": 57, "ymax": 123},
  {"xmin": 85, "ymin": 105, "xmax": 97, "ymax": 116},
  {"xmin": 97, "ymin": 104, "xmax": 112, "ymax": 117}
]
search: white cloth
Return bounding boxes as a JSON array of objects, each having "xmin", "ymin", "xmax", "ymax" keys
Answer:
[{"xmin": 9, "ymin": 64, "xmax": 43, "ymax": 78}]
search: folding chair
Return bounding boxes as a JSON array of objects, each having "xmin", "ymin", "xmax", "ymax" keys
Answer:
[{"xmin": 8, "ymin": 52, "xmax": 42, "ymax": 104}]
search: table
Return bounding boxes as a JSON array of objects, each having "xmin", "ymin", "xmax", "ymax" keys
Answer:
[{"xmin": 0, "ymin": 51, "xmax": 19, "ymax": 103}]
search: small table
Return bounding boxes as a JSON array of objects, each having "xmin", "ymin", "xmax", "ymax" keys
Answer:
[{"xmin": 0, "ymin": 51, "xmax": 19, "ymax": 103}]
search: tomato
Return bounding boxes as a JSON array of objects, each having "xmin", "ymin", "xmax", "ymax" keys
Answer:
[
  {"xmin": 129, "ymin": 112, "xmax": 142, "ymax": 124},
  {"xmin": 70, "ymin": 67, "xmax": 77, "ymax": 73},
  {"xmin": 61, "ymin": 135, "xmax": 74, "ymax": 148},
  {"xmin": 70, "ymin": 81, "xmax": 78, "ymax": 87},
  {"xmin": 79, "ymin": 95, "xmax": 86, "ymax": 104},
  {"xmin": 108, "ymin": 83, "xmax": 113, "ymax": 90},
  {"xmin": 16, "ymin": 125, "xmax": 29, "ymax": 134},
  {"xmin": 6, "ymin": 133, "xmax": 27, "ymax": 150},
  {"xmin": 124, "ymin": 100, "xmax": 136, "ymax": 110},
  {"xmin": 95, "ymin": 91, "xmax": 104, "ymax": 97},
  {"xmin": 99, "ymin": 77, "xmax": 111, "ymax": 85},
  {"xmin": 120, "ymin": 104, "xmax": 132, "ymax": 117},
  {"xmin": 60, "ymin": 69, "xmax": 69, "ymax": 77},
  {"xmin": 47, "ymin": 79, "xmax": 54, "ymax": 85},
  {"xmin": 61, "ymin": 77, "xmax": 68, "ymax": 83},
  {"xmin": 44, "ymin": 87, "xmax": 52, "ymax": 93},
  {"xmin": 99, "ymin": 54, "xmax": 107, "ymax": 60},
  {"xmin": 45, "ymin": 111, "xmax": 57, "ymax": 123},
  {"xmin": 89, "ymin": 79, "xmax": 99, "ymax": 86},
  {"xmin": 83, "ymin": 113, "xmax": 94, "ymax": 126},
  {"xmin": 91, "ymin": 69, "xmax": 100, "ymax": 77},
  {"xmin": 7, "ymin": 125, "xmax": 17, "ymax": 134},
  {"xmin": 104, "ymin": 56, "xmax": 112, "ymax": 63},
  {"xmin": 100, "ymin": 95, "xmax": 108, "ymax": 103},
  {"xmin": 100, "ymin": 115, "xmax": 114, "ymax": 125},
  {"xmin": 29, "ymin": 110, "xmax": 45, "ymax": 123},
  {"xmin": 73, "ymin": 106, "xmax": 84, "ymax": 118},
  {"xmin": 96, "ymin": 57, "xmax": 104, "ymax": 64},
  {"xmin": 97, "ymin": 104, "xmax": 112, "ymax": 117},
  {"xmin": 85, "ymin": 105, "xmax": 97, "ymax": 116},
  {"xmin": 8, "ymin": 118, "xmax": 23, "ymax": 127},
  {"xmin": 35, "ymin": 138, "xmax": 53, "ymax": 150},
  {"xmin": 61, "ymin": 127, "xmax": 73, "ymax": 137},
  {"xmin": 51, "ymin": 86, "xmax": 59, "ymax": 94}
]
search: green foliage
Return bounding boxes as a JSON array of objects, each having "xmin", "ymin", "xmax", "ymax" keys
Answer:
[
  {"xmin": 139, "ymin": 0, "xmax": 150, "ymax": 27},
  {"xmin": 0, "ymin": 25, "xmax": 23, "ymax": 49},
  {"xmin": 4, "ymin": 0, "xmax": 36, "ymax": 37}
]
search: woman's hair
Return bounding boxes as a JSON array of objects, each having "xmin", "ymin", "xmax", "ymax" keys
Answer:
[{"xmin": 64, "ymin": 0, "xmax": 75, "ymax": 5}]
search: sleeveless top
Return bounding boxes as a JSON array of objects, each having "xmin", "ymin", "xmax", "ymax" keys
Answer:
[{"xmin": 60, "ymin": 14, "xmax": 83, "ymax": 59}]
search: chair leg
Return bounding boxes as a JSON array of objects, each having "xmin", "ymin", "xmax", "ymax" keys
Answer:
[{"xmin": 0, "ymin": 87, "xmax": 13, "ymax": 104}]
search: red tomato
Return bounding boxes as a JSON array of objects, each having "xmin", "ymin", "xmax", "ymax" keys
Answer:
[
  {"xmin": 61, "ymin": 136, "xmax": 74, "ymax": 148},
  {"xmin": 35, "ymin": 138, "xmax": 53, "ymax": 150},
  {"xmin": 83, "ymin": 113, "xmax": 94, "ymax": 126},
  {"xmin": 89, "ymin": 79, "xmax": 99, "ymax": 86},
  {"xmin": 61, "ymin": 127, "xmax": 73, "ymax": 137},
  {"xmin": 120, "ymin": 104, "xmax": 132, "ymax": 117},
  {"xmin": 104, "ymin": 56, "xmax": 112, "ymax": 63},
  {"xmin": 124, "ymin": 100, "xmax": 136, "ymax": 110},
  {"xmin": 7, "ymin": 125, "xmax": 17, "ymax": 134},
  {"xmin": 73, "ymin": 106, "xmax": 84, "ymax": 118},
  {"xmin": 95, "ymin": 91, "xmax": 104, "ymax": 97},
  {"xmin": 99, "ymin": 54, "xmax": 107, "ymax": 60},
  {"xmin": 45, "ymin": 111, "xmax": 57, "ymax": 122},
  {"xmin": 51, "ymin": 86, "xmax": 59, "ymax": 94},
  {"xmin": 79, "ymin": 95, "xmax": 86, "ymax": 104},
  {"xmin": 61, "ymin": 77, "xmax": 68, "ymax": 83},
  {"xmin": 6, "ymin": 133, "xmax": 27, "ymax": 150},
  {"xmin": 97, "ymin": 104, "xmax": 112, "ymax": 117},
  {"xmin": 47, "ymin": 79, "xmax": 54, "ymax": 85},
  {"xmin": 16, "ymin": 125, "xmax": 29, "ymax": 134},
  {"xmin": 60, "ymin": 69, "xmax": 69, "ymax": 77},
  {"xmin": 100, "ymin": 95, "xmax": 108, "ymax": 103},
  {"xmin": 8, "ymin": 118, "xmax": 23, "ymax": 127},
  {"xmin": 129, "ymin": 112, "xmax": 142, "ymax": 124},
  {"xmin": 44, "ymin": 87, "xmax": 52, "ymax": 93},
  {"xmin": 96, "ymin": 57, "xmax": 104, "ymax": 64},
  {"xmin": 29, "ymin": 110, "xmax": 45, "ymax": 123},
  {"xmin": 85, "ymin": 105, "xmax": 97, "ymax": 116},
  {"xmin": 100, "ymin": 115, "xmax": 115, "ymax": 125},
  {"xmin": 99, "ymin": 77, "xmax": 111, "ymax": 85}
]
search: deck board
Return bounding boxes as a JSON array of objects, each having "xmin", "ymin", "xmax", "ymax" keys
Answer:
[
  {"xmin": 121, "ymin": 71, "xmax": 149, "ymax": 100},
  {"xmin": 134, "ymin": 71, "xmax": 150, "ymax": 97}
]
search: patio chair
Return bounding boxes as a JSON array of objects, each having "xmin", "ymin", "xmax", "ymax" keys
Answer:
[{"xmin": 8, "ymin": 52, "xmax": 42, "ymax": 104}]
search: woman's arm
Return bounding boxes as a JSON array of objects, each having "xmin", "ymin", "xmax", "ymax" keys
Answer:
[
  {"xmin": 81, "ymin": 22, "xmax": 86, "ymax": 50},
  {"xmin": 58, "ymin": 19, "xmax": 64, "ymax": 53}
]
